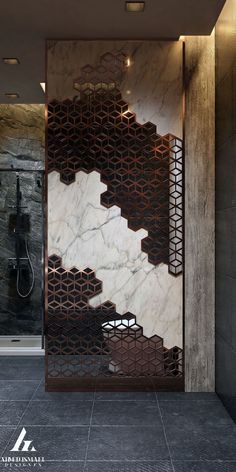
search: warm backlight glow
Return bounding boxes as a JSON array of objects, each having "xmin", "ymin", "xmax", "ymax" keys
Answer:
[
  {"xmin": 125, "ymin": 2, "xmax": 145, "ymax": 12},
  {"xmin": 5, "ymin": 93, "xmax": 19, "ymax": 99},
  {"xmin": 3, "ymin": 58, "xmax": 20, "ymax": 65}
]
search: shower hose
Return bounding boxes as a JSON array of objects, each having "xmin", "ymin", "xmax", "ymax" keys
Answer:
[{"xmin": 16, "ymin": 235, "xmax": 35, "ymax": 298}]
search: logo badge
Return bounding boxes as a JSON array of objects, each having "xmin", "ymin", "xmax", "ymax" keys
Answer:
[{"xmin": 10, "ymin": 428, "xmax": 36, "ymax": 452}]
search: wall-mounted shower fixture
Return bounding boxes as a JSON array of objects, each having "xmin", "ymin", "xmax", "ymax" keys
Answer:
[{"xmin": 8, "ymin": 174, "xmax": 35, "ymax": 298}]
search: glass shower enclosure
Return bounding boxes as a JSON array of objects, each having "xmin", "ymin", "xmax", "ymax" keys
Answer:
[{"xmin": 0, "ymin": 170, "xmax": 44, "ymax": 354}]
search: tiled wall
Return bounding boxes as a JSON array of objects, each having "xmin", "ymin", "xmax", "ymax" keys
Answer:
[{"xmin": 216, "ymin": 0, "xmax": 236, "ymax": 420}]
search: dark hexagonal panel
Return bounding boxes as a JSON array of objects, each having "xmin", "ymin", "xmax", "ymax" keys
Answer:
[
  {"xmin": 47, "ymin": 254, "xmax": 183, "ymax": 380},
  {"xmin": 47, "ymin": 50, "xmax": 183, "ymax": 274}
]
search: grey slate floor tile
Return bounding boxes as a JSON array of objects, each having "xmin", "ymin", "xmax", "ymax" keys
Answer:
[
  {"xmin": 20, "ymin": 400, "xmax": 93, "ymax": 425},
  {"xmin": 32, "ymin": 382, "xmax": 94, "ymax": 401},
  {"xmin": 157, "ymin": 393, "xmax": 219, "ymax": 402},
  {"xmin": 159, "ymin": 400, "xmax": 234, "ymax": 428},
  {"xmin": 173, "ymin": 461, "xmax": 236, "ymax": 472},
  {"xmin": 95, "ymin": 391, "xmax": 156, "ymax": 401},
  {"xmin": 0, "ymin": 427, "xmax": 16, "ymax": 456},
  {"xmin": 0, "ymin": 461, "xmax": 84, "ymax": 472},
  {"xmin": 34, "ymin": 461, "xmax": 85, "ymax": 471},
  {"xmin": 0, "ymin": 401, "xmax": 28, "ymax": 425},
  {"xmin": 165, "ymin": 424, "xmax": 236, "ymax": 461},
  {"xmin": 92, "ymin": 400, "xmax": 161, "ymax": 425},
  {"xmin": 0, "ymin": 380, "xmax": 40, "ymax": 401},
  {"xmin": 87, "ymin": 426, "xmax": 169, "ymax": 461},
  {"xmin": 85, "ymin": 461, "xmax": 174, "ymax": 472},
  {"xmin": 0, "ymin": 358, "xmax": 235, "ymax": 468},
  {"xmin": 0, "ymin": 463, "xmax": 85, "ymax": 471},
  {"xmin": 0, "ymin": 357, "xmax": 44, "ymax": 380}
]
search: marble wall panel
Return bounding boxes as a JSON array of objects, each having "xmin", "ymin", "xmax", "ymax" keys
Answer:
[
  {"xmin": 48, "ymin": 171, "xmax": 182, "ymax": 348},
  {"xmin": 47, "ymin": 40, "xmax": 183, "ymax": 138},
  {"xmin": 47, "ymin": 40, "xmax": 183, "ymax": 363}
]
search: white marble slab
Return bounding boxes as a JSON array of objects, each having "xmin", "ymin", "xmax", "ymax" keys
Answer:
[
  {"xmin": 47, "ymin": 40, "xmax": 183, "ymax": 351},
  {"xmin": 47, "ymin": 40, "xmax": 183, "ymax": 137},
  {"xmin": 48, "ymin": 171, "xmax": 182, "ymax": 348}
]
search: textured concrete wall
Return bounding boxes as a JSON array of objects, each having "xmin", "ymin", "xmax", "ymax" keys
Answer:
[{"xmin": 185, "ymin": 34, "xmax": 215, "ymax": 391}]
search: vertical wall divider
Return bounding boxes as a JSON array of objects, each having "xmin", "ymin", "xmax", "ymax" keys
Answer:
[
  {"xmin": 45, "ymin": 40, "xmax": 184, "ymax": 391},
  {"xmin": 185, "ymin": 33, "xmax": 215, "ymax": 392}
]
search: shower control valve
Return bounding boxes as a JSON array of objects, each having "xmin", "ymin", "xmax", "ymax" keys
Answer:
[{"xmin": 8, "ymin": 257, "xmax": 29, "ymax": 270}]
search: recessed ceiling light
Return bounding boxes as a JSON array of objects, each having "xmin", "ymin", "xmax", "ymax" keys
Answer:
[
  {"xmin": 3, "ymin": 58, "xmax": 20, "ymax": 65},
  {"xmin": 125, "ymin": 1, "xmax": 145, "ymax": 12},
  {"xmin": 5, "ymin": 93, "xmax": 19, "ymax": 99},
  {"xmin": 40, "ymin": 82, "xmax": 46, "ymax": 92}
]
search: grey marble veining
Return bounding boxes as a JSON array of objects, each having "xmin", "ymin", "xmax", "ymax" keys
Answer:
[
  {"xmin": 47, "ymin": 40, "xmax": 184, "ymax": 352},
  {"xmin": 47, "ymin": 40, "xmax": 183, "ymax": 137},
  {"xmin": 48, "ymin": 171, "xmax": 183, "ymax": 348},
  {"xmin": 0, "ymin": 104, "xmax": 45, "ymax": 170}
]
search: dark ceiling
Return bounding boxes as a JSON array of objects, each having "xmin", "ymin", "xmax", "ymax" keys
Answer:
[{"xmin": 0, "ymin": 0, "xmax": 226, "ymax": 103}]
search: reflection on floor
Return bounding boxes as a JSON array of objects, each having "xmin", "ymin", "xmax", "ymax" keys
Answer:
[{"xmin": 0, "ymin": 357, "xmax": 235, "ymax": 471}]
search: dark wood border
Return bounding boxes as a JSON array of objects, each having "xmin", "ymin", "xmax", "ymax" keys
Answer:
[{"xmin": 46, "ymin": 376, "xmax": 184, "ymax": 392}]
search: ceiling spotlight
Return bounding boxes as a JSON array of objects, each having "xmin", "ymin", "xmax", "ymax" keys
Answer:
[
  {"xmin": 3, "ymin": 58, "xmax": 20, "ymax": 65},
  {"xmin": 5, "ymin": 93, "xmax": 19, "ymax": 99},
  {"xmin": 125, "ymin": 1, "xmax": 145, "ymax": 12},
  {"xmin": 40, "ymin": 82, "xmax": 46, "ymax": 92}
]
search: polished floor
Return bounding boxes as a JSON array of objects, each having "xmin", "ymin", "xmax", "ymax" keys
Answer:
[{"xmin": 0, "ymin": 357, "xmax": 235, "ymax": 471}]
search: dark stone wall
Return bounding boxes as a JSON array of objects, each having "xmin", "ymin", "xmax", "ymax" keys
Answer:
[
  {"xmin": 0, "ymin": 105, "xmax": 44, "ymax": 170},
  {"xmin": 216, "ymin": 0, "xmax": 236, "ymax": 421},
  {"xmin": 0, "ymin": 104, "xmax": 45, "ymax": 336},
  {"xmin": 0, "ymin": 171, "xmax": 44, "ymax": 335}
]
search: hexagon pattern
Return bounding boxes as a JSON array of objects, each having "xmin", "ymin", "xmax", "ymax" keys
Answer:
[
  {"xmin": 47, "ymin": 254, "xmax": 183, "ymax": 378},
  {"xmin": 47, "ymin": 51, "xmax": 183, "ymax": 274}
]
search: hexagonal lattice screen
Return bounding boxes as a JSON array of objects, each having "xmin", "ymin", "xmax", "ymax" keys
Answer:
[
  {"xmin": 47, "ymin": 51, "xmax": 183, "ymax": 275},
  {"xmin": 47, "ymin": 255, "xmax": 183, "ymax": 380}
]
